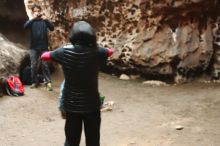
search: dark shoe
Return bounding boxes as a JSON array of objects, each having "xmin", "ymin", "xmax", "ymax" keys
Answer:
[{"xmin": 30, "ymin": 83, "xmax": 38, "ymax": 89}]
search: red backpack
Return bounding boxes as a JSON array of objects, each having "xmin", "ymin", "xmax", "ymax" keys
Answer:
[{"xmin": 5, "ymin": 76, "xmax": 24, "ymax": 96}]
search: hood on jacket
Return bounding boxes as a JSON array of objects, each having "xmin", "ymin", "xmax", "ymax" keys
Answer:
[{"xmin": 69, "ymin": 21, "xmax": 97, "ymax": 47}]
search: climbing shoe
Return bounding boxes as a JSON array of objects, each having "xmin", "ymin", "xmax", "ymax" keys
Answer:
[{"xmin": 46, "ymin": 82, "xmax": 53, "ymax": 91}]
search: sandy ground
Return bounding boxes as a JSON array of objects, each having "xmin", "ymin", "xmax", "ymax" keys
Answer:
[{"xmin": 0, "ymin": 72, "xmax": 220, "ymax": 146}]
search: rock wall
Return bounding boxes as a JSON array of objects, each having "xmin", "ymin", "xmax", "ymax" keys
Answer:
[
  {"xmin": 212, "ymin": 17, "xmax": 220, "ymax": 79},
  {"xmin": 0, "ymin": 0, "xmax": 29, "ymax": 77},
  {"xmin": 0, "ymin": 0, "xmax": 29, "ymax": 46},
  {"xmin": 0, "ymin": 33, "xmax": 28, "ymax": 76},
  {"xmin": 20, "ymin": 0, "xmax": 220, "ymax": 80}
]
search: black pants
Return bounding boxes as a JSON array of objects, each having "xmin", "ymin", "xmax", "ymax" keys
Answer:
[
  {"xmin": 30, "ymin": 49, "xmax": 51, "ymax": 84},
  {"xmin": 64, "ymin": 111, "xmax": 101, "ymax": 146}
]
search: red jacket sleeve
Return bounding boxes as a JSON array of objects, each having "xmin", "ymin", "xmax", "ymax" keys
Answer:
[
  {"xmin": 41, "ymin": 51, "xmax": 51, "ymax": 61},
  {"xmin": 108, "ymin": 48, "xmax": 113, "ymax": 57}
]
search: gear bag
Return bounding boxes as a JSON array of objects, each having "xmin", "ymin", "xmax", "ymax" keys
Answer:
[
  {"xmin": 0, "ymin": 77, "xmax": 5, "ymax": 97},
  {"xmin": 5, "ymin": 76, "xmax": 24, "ymax": 96},
  {"xmin": 20, "ymin": 66, "xmax": 33, "ymax": 85}
]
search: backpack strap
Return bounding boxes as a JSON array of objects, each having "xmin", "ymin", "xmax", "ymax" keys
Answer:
[
  {"xmin": 4, "ymin": 81, "xmax": 13, "ymax": 96},
  {"xmin": 4, "ymin": 77, "xmax": 20, "ymax": 97}
]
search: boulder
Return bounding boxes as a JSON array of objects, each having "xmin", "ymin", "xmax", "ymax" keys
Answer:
[
  {"xmin": 18, "ymin": 0, "xmax": 220, "ymax": 80},
  {"xmin": 0, "ymin": 33, "xmax": 28, "ymax": 77}
]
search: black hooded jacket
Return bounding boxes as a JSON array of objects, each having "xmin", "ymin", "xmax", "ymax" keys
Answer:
[
  {"xmin": 24, "ymin": 18, "xmax": 54, "ymax": 50},
  {"xmin": 50, "ymin": 21, "xmax": 109, "ymax": 113}
]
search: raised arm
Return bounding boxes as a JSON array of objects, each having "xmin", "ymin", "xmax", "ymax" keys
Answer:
[
  {"xmin": 107, "ymin": 48, "xmax": 113, "ymax": 57},
  {"xmin": 98, "ymin": 47, "xmax": 114, "ymax": 68},
  {"xmin": 41, "ymin": 51, "xmax": 51, "ymax": 61},
  {"xmin": 24, "ymin": 19, "xmax": 34, "ymax": 29},
  {"xmin": 45, "ymin": 19, "xmax": 54, "ymax": 31},
  {"xmin": 41, "ymin": 48, "xmax": 64, "ymax": 64}
]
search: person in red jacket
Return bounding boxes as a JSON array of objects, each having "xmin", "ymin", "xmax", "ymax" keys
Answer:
[{"xmin": 41, "ymin": 21, "xmax": 113, "ymax": 146}]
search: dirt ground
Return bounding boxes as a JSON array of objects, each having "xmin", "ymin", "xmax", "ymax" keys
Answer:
[{"xmin": 0, "ymin": 72, "xmax": 220, "ymax": 146}]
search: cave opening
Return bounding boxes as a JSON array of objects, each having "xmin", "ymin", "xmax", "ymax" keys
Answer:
[{"xmin": 0, "ymin": 0, "xmax": 30, "ymax": 48}]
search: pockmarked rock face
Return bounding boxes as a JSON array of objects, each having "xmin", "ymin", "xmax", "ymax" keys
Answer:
[
  {"xmin": 22, "ymin": 0, "xmax": 220, "ymax": 80},
  {"xmin": 0, "ymin": 33, "xmax": 28, "ymax": 77}
]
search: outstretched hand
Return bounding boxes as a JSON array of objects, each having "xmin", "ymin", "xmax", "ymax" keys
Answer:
[
  {"xmin": 41, "ymin": 51, "xmax": 51, "ymax": 61},
  {"xmin": 108, "ymin": 48, "xmax": 114, "ymax": 57}
]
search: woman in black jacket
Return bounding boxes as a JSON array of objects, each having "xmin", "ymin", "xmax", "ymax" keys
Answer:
[{"xmin": 41, "ymin": 21, "xmax": 113, "ymax": 146}]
